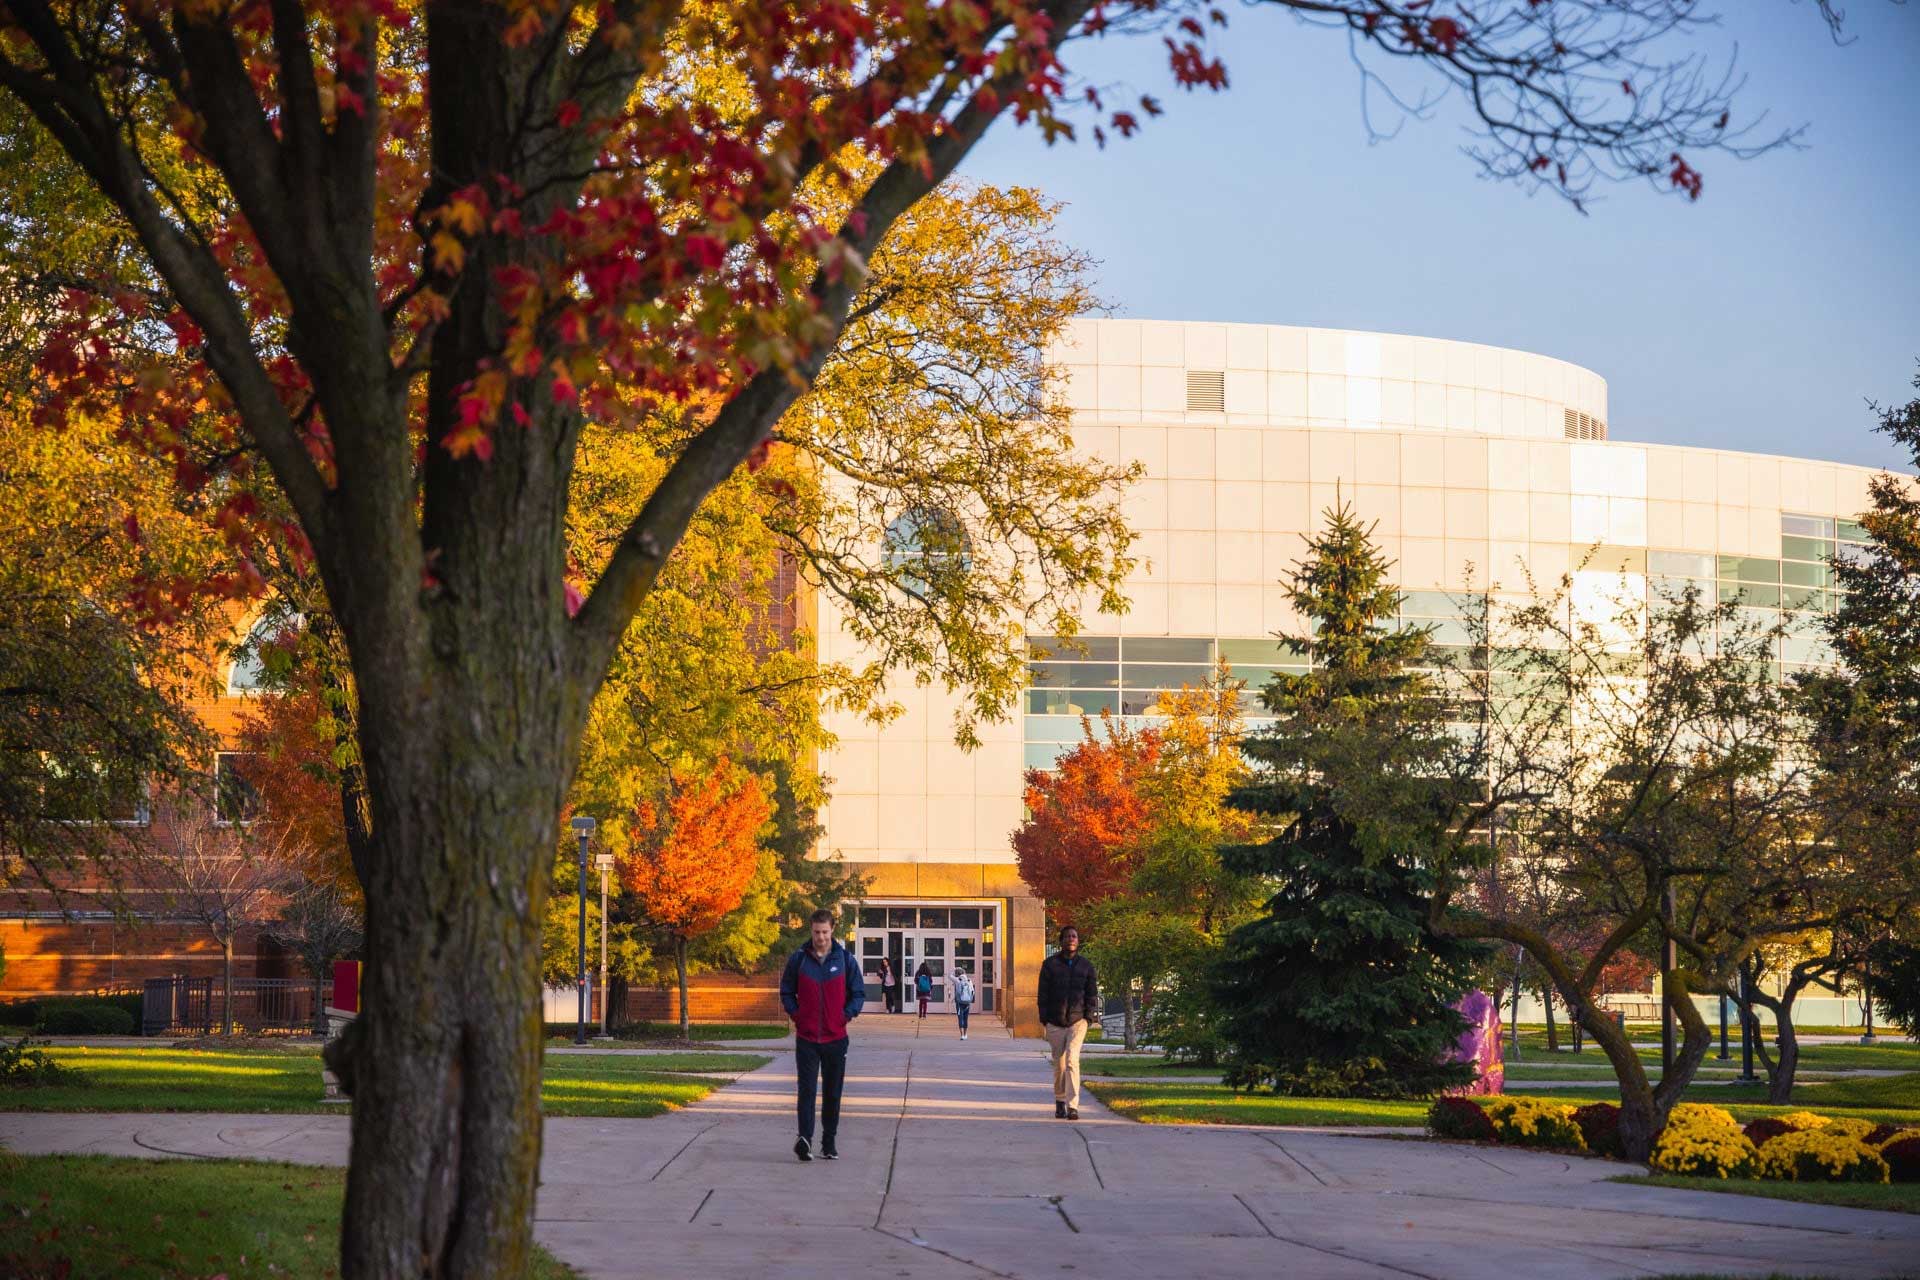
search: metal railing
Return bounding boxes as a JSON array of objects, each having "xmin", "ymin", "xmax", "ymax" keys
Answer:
[{"xmin": 142, "ymin": 975, "xmax": 322, "ymax": 1036}]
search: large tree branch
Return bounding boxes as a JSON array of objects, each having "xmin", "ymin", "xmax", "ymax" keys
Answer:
[
  {"xmin": 0, "ymin": 12, "xmax": 335, "ymax": 564},
  {"xmin": 568, "ymin": 0, "xmax": 1094, "ymax": 689}
]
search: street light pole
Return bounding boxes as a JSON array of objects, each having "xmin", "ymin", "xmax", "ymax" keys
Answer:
[
  {"xmin": 571, "ymin": 816, "xmax": 595, "ymax": 1047},
  {"xmin": 596, "ymin": 851, "xmax": 615, "ymax": 1037}
]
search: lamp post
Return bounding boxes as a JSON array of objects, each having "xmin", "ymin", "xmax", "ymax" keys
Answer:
[
  {"xmin": 1718, "ymin": 992, "xmax": 1731, "ymax": 1060},
  {"xmin": 596, "ymin": 850, "xmax": 616, "ymax": 1037},
  {"xmin": 570, "ymin": 816, "xmax": 595, "ymax": 1047}
]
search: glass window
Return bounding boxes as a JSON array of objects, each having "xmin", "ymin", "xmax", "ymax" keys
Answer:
[
  {"xmin": 859, "ymin": 907, "xmax": 885, "ymax": 929},
  {"xmin": 226, "ymin": 616, "xmax": 295, "ymax": 694},
  {"xmin": 884, "ymin": 506, "xmax": 971, "ymax": 593},
  {"xmin": 1839, "ymin": 519, "xmax": 1869, "ymax": 544},
  {"xmin": 1782, "ymin": 514, "xmax": 1837, "ymax": 539},
  {"xmin": 1721, "ymin": 582, "xmax": 1780, "ymax": 609},
  {"xmin": 1219, "ymin": 637, "xmax": 1287, "ymax": 665},
  {"xmin": 1027, "ymin": 635, "xmax": 1119, "ymax": 661},
  {"xmin": 1120, "ymin": 662, "xmax": 1215, "ymax": 690},
  {"xmin": 982, "ymin": 940, "xmax": 994, "ymax": 958},
  {"xmin": 1651, "ymin": 576, "xmax": 1715, "ymax": 603},
  {"xmin": 1120, "ymin": 691, "xmax": 1171, "ymax": 715},
  {"xmin": 1024, "ymin": 741, "xmax": 1070, "ymax": 770},
  {"xmin": 949, "ymin": 908, "xmax": 980, "ymax": 930},
  {"xmin": 921, "ymin": 937, "xmax": 946, "ymax": 957},
  {"xmin": 919, "ymin": 907, "xmax": 949, "ymax": 929},
  {"xmin": 1026, "ymin": 662, "xmax": 1118, "ymax": 689},
  {"xmin": 1780, "ymin": 536, "xmax": 1833, "ymax": 565},
  {"xmin": 1780, "ymin": 585, "xmax": 1825, "ymax": 612},
  {"xmin": 1408, "ymin": 590, "xmax": 1485, "ymax": 619},
  {"xmin": 887, "ymin": 907, "xmax": 916, "ymax": 928},
  {"xmin": 982, "ymin": 960, "xmax": 995, "ymax": 984},
  {"xmin": 954, "ymin": 938, "xmax": 975, "ymax": 958},
  {"xmin": 1834, "ymin": 542, "xmax": 1873, "ymax": 568},
  {"xmin": 1649, "ymin": 550, "xmax": 1715, "ymax": 577},
  {"xmin": 1120, "ymin": 637, "xmax": 1213, "ymax": 662},
  {"xmin": 862, "ymin": 936, "xmax": 883, "ymax": 956},
  {"xmin": 1719, "ymin": 556, "xmax": 1780, "ymax": 584},
  {"xmin": 1023, "ymin": 717, "xmax": 1088, "ymax": 743},
  {"xmin": 1025, "ymin": 689, "xmax": 1119, "ymax": 717},
  {"xmin": 1782, "ymin": 561, "xmax": 1829, "ymax": 588}
]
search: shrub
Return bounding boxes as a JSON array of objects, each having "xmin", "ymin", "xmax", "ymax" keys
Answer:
[
  {"xmin": 1754, "ymin": 1130, "xmax": 1890, "ymax": 1184},
  {"xmin": 1743, "ymin": 1117, "xmax": 1798, "ymax": 1147},
  {"xmin": 1427, "ymin": 1096, "xmax": 1496, "ymax": 1142},
  {"xmin": 1818, "ymin": 1116, "xmax": 1878, "ymax": 1142},
  {"xmin": 1879, "ymin": 1136, "xmax": 1920, "ymax": 1184},
  {"xmin": 1225, "ymin": 1055, "xmax": 1423, "ymax": 1098},
  {"xmin": 1573, "ymin": 1103, "xmax": 1624, "ymax": 1158},
  {"xmin": 0, "ymin": 1036, "xmax": 86, "ymax": 1088},
  {"xmin": 37, "ymin": 1003, "xmax": 136, "ymax": 1036},
  {"xmin": 1773, "ymin": 1110, "xmax": 1830, "ymax": 1132},
  {"xmin": 1483, "ymin": 1097, "xmax": 1586, "ymax": 1151},
  {"xmin": 1866, "ymin": 1123, "xmax": 1918, "ymax": 1148},
  {"xmin": 0, "ymin": 997, "xmax": 41, "ymax": 1026},
  {"xmin": 1649, "ymin": 1104, "xmax": 1756, "ymax": 1179}
]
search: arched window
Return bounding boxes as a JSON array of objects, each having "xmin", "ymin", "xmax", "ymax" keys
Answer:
[
  {"xmin": 883, "ymin": 506, "xmax": 970, "ymax": 596},
  {"xmin": 227, "ymin": 614, "xmax": 298, "ymax": 694}
]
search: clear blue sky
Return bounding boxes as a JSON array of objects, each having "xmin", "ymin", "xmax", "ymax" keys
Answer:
[{"xmin": 958, "ymin": 3, "xmax": 1920, "ymax": 471}]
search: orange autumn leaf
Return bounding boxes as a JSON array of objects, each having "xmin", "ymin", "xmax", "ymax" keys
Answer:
[{"xmin": 622, "ymin": 759, "xmax": 771, "ymax": 939}]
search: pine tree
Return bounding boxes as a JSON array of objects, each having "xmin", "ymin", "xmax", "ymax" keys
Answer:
[{"xmin": 1211, "ymin": 502, "xmax": 1487, "ymax": 1097}]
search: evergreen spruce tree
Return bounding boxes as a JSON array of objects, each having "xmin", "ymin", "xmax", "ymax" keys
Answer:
[{"xmin": 1211, "ymin": 502, "xmax": 1488, "ymax": 1097}]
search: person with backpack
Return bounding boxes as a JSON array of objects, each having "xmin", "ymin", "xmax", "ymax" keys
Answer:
[
  {"xmin": 953, "ymin": 966, "xmax": 976, "ymax": 1039},
  {"xmin": 914, "ymin": 962, "xmax": 933, "ymax": 1018},
  {"xmin": 778, "ymin": 909, "xmax": 866, "ymax": 1161}
]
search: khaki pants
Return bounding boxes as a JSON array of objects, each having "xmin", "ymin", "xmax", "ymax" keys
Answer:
[{"xmin": 1043, "ymin": 1019, "xmax": 1089, "ymax": 1109}]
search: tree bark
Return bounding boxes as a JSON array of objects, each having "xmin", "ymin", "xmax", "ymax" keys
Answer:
[
  {"xmin": 1122, "ymin": 991, "xmax": 1136, "ymax": 1052},
  {"xmin": 676, "ymin": 938, "xmax": 690, "ymax": 1041},
  {"xmin": 222, "ymin": 934, "xmax": 234, "ymax": 1036},
  {"xmin": 1739, "ymin": 969, "xmax": 1812, "ymax": 1104},
  {"xmin": 1541, "ymin": 984, "xmax": 1559, "ymax": 1052}
]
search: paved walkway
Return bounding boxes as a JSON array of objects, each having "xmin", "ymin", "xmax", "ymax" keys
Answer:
[{"xmin": 5, "ymin": 1013, "xmax": 1916, "ymax": 1278}]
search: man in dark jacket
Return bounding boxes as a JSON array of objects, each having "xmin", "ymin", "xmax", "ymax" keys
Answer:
[
  {"xmin": 779, "ymin": 908, "xmax": 866, "ymax": 1161},
  {"xmin": 1036, "ymin": 925, "xmax": 1098, "ymax": 1120}
]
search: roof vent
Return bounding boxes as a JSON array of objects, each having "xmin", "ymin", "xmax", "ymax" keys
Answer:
[
  {"xmin": 1185, "ymin": 369, "xmax": 1226, "ymax": 413},
  {"xmin": 1563, "ymin": 409, "xmax": 1607, "ymax": 441}
]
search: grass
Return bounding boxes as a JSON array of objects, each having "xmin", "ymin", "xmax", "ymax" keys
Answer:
[
  {"xmin": 1081, "ymin": 1057, "xmax": 1223, "ymax": 1079},
  {"xmin": 0, "ymin": 1046, "xmax": 767, "ymax": 1117},
  {"xmin": 1508, "ymin": 1033, "xmax": 1920, "ymax": 1074},
  {"xmin": 1085, "ymin": 1071, "xmax": 1920, "ymax": 1130},
  {"xmin": 1617, "ymin": 1173, "xmax": 1920, "ymax": 1216},
  {"xmin": 0, "ymin": 1153, "xmax": 582, "ymax": 1279}
]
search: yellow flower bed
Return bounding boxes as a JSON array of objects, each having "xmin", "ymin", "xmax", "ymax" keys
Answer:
[
  {"xmin": 1482, "ymin": 1097, "xmax": 1586, "ymax": 1150},
  {"xmin": 1649, "ymin": 1103, "xmax": 1756, "ymax": 1178},
  {"xmin": 1817, "ymin": 1117, "xmax": 1877, "ymax": 1143},
  {"xmin": 1753, "ymin": 1128, "xmax": 1890, "ymax": 1184},
  {"xmin": 1774, "ymin": 1110, "xmax": 1829, "ymax": 1132}
]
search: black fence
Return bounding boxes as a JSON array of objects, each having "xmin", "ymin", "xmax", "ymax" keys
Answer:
[{"xmin": 141, "ymin": 976, "xmax": 322, "ymax": 1036}]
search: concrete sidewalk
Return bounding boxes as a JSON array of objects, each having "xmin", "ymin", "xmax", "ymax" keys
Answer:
[{"xmin": 5, "ymin": 1010, "xmax": 1916, "ymax": 1278}]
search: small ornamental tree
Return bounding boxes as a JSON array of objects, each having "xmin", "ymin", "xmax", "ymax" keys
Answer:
[
  {"xmin": 1213, "ymin": 503, "xmax": 1488, "ymax": 1098},
  {"xmin": 1012, "ymin": 715, "xmax": 1160, "ymax": 926},
  {"xmin": 0, "ymin": 1, "xmax": 1840, "ymax": 1269},
  {"xmin": 623, "ymin": 760, "xmax": 773, "ymax": 1039}
]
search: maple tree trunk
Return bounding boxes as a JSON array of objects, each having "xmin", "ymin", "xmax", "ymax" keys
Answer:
[
  {"xmin": 1542, "ymin": 984, "xmax": 1559, "ymax": 1052},
  {"xmin": 677, "ymin": 939, "xmax": 690, "ymax": 1041}
]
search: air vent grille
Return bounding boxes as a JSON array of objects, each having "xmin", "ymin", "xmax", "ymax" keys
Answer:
[
  {"xmin": 1563, "ymin": 409, "xmax": 1607, "ymax": 441},
  {"xmin": 1185, "ymin": 369, "xmax": 1226, "ymax": 412}
]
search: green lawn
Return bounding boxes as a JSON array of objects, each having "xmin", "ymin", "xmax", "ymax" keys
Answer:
[
  {"xmin": 0, "ymin": 1153, "xmax": 581, "ymax": 1279},
  {"xmin": 1086, "ymin": 1071, "xmax": 1920, "ymax": 1130},
  {"xmin": 0, "ymin": 1046, "xmax": 767, "ymax": 1117},
  {"xmin": 1618, "ymin": 1173, "xmax": 1920, "ymax": 1216},
  {"xmin": 1081, "ymin": 1056, "xmax": 1222, "ymax": 1079},
  {"xmin": 1508, "ymin": 1034, "xmax": 1920, "ymax": 1074}
]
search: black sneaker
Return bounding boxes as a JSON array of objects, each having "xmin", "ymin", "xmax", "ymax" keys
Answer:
[
  {"xmin": 1067, "ymin": 1107, "xmax": 1080, "ymax": 1121},
  {"xmin": 794, "ymin": 1136, "xmax": 812, "ymax": 1162},
  {"xmin": 821, "ymin": 1138, "xmax": 839, "ymax": 1160},
  {"xmin": 1055, "ymin": 1100, "xmax": 1067, "ymax": 1119}
]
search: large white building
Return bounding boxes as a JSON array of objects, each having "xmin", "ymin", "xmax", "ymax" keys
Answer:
[{"xmin": 818, "ymin": 319, "xmax": 1892, "ymax": 1035}]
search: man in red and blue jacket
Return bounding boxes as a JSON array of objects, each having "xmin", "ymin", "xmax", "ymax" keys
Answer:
[{"xmin": 779, "ymin": 908, "xmax": 866, "ymax": 1161}]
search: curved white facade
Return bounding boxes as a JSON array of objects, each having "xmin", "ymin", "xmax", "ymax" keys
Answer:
[{"xmin": 816, "ymin": 319, "xmax": 1900, "ymax": 1033}]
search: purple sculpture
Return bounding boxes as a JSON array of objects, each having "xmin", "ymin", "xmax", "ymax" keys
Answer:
[{"xmin": 1445, "ymin": 989, "xmax": 1505, "ymax": 1095}]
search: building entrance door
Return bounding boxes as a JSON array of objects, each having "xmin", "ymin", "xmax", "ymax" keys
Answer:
[{"xmin": 855, "ymin": 903, "xmax": 999, "ymax": 1015}]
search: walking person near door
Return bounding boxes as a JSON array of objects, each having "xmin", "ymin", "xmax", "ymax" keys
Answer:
[
  {"xmin": 914, "ymin": 962, "xmax": 933, "ymax": 1018},
  {"xmin": 779, "ymin": 909, "xmax": 866, "ymax": 1161},
  {"xmin": 876, "ymin": 957, "xmax": 897, "ymax": 1014},
  {"xmin": 1037, "ymin": 925, "xmax": 1098, "ymax": 1120},
  {"xmin": 953, "ymin": 967, "xmax": 976, "ymax": 1040}
]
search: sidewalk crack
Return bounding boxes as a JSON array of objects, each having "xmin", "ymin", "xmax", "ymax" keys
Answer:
[
  {"xmin": 646, "ymin": 1120, "xmax": 717, "ymax": 1183},
  {"xmin": 871, "ymin": 1226, "xmax": 1019, "ymax": 1278}
]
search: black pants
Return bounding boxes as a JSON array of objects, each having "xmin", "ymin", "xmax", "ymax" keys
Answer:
[{"xmin": 795, "ymin": 1036, "xmax": 849, "ymax": 1141}]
